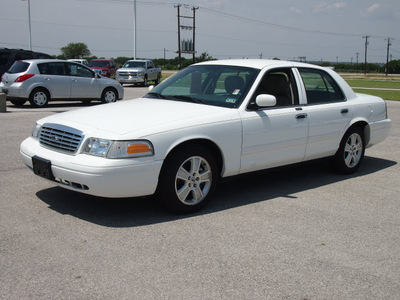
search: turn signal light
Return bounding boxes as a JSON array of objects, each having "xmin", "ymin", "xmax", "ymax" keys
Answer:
[{"xmin": 127, "ymin": 144, "xmax": 151, "ymax": 154}]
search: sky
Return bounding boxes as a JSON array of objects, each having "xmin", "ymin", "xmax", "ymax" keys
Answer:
[{"xmin": 1, "ymin": 0, "xmax": 399, "ymax": 63}]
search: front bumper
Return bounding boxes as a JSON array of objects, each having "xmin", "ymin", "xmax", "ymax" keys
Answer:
[
  {"xmin": 20, "ymin": 137, "xmax": 163, "ymax": 198},
  {"xmin": 116, "ymin": 75, "xmax": 145, "ymax": 84}
]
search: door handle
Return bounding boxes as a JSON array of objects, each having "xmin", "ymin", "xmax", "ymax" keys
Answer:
[
  {"xmin": 296, "ymin": 113, "xmax": 308, "ymax": 119},
  {"xmin": 341, "ymin": 108, "xmax": 349, "ymax": 114}
]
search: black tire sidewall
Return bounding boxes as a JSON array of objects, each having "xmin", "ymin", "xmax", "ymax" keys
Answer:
[
  {"xmin": 101, "ymin": 88, "xmax": 117, "ymax": 103},
  {"xmin": 332, "ymin": 127, "xmax": 365, "ymax": 174},
  {"xmin": 157, "ymin": 146, "xmax": 218, "ymax": 213},
  {"xmin": 29, "ymin": 88, "xmax": 49, "ymax": 108}
]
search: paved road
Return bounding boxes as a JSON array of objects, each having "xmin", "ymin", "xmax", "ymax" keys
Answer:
[{"xmin": 1, "ymin": 91, "xmax": 399, "ymax": 299}]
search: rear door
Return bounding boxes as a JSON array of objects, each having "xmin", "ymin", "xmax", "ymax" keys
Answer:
[
  {"xmin": 297, "ymin": 68, "xmax": 351, "ymax": 160},
  {"xmin": 37, "ymin": 62, "xmax": 71, "ymax": 98}
]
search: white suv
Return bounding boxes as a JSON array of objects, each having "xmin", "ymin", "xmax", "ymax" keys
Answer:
[{"xmin": 0, "ymin": 59, "xmax": 124, "ymax": 107}]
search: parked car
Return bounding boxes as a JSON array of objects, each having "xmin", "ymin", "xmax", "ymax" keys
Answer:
[
  {"xmin": 67, "ymin": 59, "xmax": 89, "ymax": 66},
  {"xmin": 88, "ymin": 59, "xmax": 117, "ymax": 78},
  {"xmin": 0, "ymin": 48, "xmax": 52, "ymax": 77},
  {"xmin": 0, "ymin": 59, "xmax": 123, "ymax": 107},
  {"xmin": 116, "ymin": 59, "xmax": 162, "ymax": 86},
  {"xmin": 20, "ymin": 59, "xmax": 391, "ymax": 213}
]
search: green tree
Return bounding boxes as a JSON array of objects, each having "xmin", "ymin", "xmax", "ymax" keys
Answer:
[{"xmin": 60, "ymin": 42, "xmax": 91, "ymax": 59}]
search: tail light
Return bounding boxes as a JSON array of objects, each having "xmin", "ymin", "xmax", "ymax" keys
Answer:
[{"xmin": 15, "ymin": 74, "xmax": 35, "ymax": 83}]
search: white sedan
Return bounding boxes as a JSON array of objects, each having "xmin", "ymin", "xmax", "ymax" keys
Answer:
[{"xmin": 20, "ymin": 59, "xmax": 391, "ymax": 213}]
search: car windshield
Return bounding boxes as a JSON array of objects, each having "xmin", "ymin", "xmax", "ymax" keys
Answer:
[
  {"xmin": 7, "ymin": 61, "xmax": 30, "ymax": 74},
  {"xmin": 89, "ymin": 61, "xmax": 109, "ymax": 67},
  {"xmin": 124, "ymin": 61, "xmax": 146, "ymax": 68},
  {"xmin": 145, "ymin": 65, "xmax": 259, "ymax": 108}
]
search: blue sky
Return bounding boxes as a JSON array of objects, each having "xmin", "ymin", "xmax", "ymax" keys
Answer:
[{"xmin": 1, "ymin": 0, "xmax": 399, "ymax": 63}]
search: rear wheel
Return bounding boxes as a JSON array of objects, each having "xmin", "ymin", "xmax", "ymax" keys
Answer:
[
  {"xmin": 29, "ymin": 88, "xmax": 49, "ymax": 107},
  {"xmin": 101, "ymin": 88, "xmax": 117, "ymax": 103},
  {"xmin": 157, "ymin": 145, "xmax": 219, "ymax": 213},
  {"xmin": 331, "ymin": 127, "xmax": 365, "ymax": 174}
]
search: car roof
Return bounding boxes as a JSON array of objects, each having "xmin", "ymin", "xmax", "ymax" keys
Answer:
[
  {"xmin": 17, "ymin": 59, "xmax": 76, "ymax": 64},
  {"xmin": 195, "ymin": 59, "xmax": 323, "ymax": 70}
]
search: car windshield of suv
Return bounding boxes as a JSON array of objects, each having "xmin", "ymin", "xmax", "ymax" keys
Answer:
[
  {"xmin": 124, "ymin": 61, "xmax": 146, "ymax": 68},
  {"xmin": 145, "ymin": 65, "xmax": 259, "ymax": 108},
  {"xmin": 89, "ymin": 61, "xmax": 109, "ymax": 67},
  {"xmin": 7, "ymin": 61, "xmax": 30, "ymax": 73}
]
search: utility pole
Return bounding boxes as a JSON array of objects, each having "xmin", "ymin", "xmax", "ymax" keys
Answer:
[
  {"xmin": 363, "ymin": 35, "xmax": 370, "ymax": 74},
  {"xmin": 176, "ymin": 5, "xmax": 198, "ymax": 69},
  {"xmin": 356, "ymin": 52, "xmax": 359, "ymax": 72},
  {"xmin": 386, "ymin": 37, "xmax": 392, "ymax": 76},
  {"xmin": 175, "ymin": 5, "xmax": 182, "ymax": 69}
]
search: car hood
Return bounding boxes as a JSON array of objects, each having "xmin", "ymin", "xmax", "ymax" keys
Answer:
[
  {"xmin": 38, "ymin": 98, "xmax": 240, "ymax": 139},
  {"xmin": 89, "ymin": 67, "xmax": 109, "ymax": 70},
  {"xmin": 118, "ymin": 67, "xmax": 144, "ymax": 72}
]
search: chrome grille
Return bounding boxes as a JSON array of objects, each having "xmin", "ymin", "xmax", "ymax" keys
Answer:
[
  {"xmin": 118, "ymin": 71, "xmax": 137, "ymax": 76},
  {"xmin": 39, "ymin": 124, "xmax": 84, "ymax": 154}
]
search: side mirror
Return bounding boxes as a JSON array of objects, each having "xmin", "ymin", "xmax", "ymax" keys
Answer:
[
  {"xmin": 255, "ymin": 94, "xmax": 276, "ymax": 107},
  {"xmin": 148, "ymin": 85, "xmax": 154, "ymax": 92},
  {"xmin": 95, "ymin": 74, "xmax": 102, "ymax": 79}
]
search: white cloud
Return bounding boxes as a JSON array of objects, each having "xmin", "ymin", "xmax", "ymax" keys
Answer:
[
  {"xmin": 361, "ymin": 3, "xmax": 382, "ymax": 16},
  {"xmin": 290, "ymin": 7, "xmax": 303, "ymax": 15},
  {"xmin": 313, "ymin": 2, "xmax": 347, "ymax": 13}
]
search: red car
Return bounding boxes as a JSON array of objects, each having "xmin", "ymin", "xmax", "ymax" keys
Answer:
[{"xmin": 88, "ymin": 59, "xmax": 117, "ymax": 78}]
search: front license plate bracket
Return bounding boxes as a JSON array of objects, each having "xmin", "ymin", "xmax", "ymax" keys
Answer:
[{"xmin": 32, "ymin": 156, "xmax": 55, "ymax": 181}]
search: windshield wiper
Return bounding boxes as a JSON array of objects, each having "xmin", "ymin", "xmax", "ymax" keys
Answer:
[
  {"xmin": 147, "ymin": 92, "xmax": 167, "ymax": 99},
  {"xmin": 169, "ymin": 95, "xmax": 205, "ymax": 104}
]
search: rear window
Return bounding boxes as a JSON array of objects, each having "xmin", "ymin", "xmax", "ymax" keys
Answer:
[{"xmin": 7, "ymin": 61, "xmax": 30, "ymax": 74}]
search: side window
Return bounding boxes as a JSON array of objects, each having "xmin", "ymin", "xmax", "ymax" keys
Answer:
[
  {"xmin": 253, "ymin": 68, "xmax": 298, "ymax": 107},
  {"xmin": 67, "ymin": 63, "xmax": 93, "ymax": 78},
  {"xmin": 38, "ymin": 62, "xmax": 67, "ymax": 75},
  {"xmin": 298, "ymin": 68, "xmax": 345, "ymax": 104}
]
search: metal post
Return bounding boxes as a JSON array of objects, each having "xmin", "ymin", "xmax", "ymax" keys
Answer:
[
  {"xmin": 363, "ymin": 36, "xmax": 370, "ymax": 74},
  {"xmin": 133, "ymin": 0, "xmax": 137, "ymax": 60}
]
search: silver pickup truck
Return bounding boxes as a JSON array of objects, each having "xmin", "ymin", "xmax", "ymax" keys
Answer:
[{"xmin": 116, "ymin": 59, "xmax": 162, "ymax": 86}]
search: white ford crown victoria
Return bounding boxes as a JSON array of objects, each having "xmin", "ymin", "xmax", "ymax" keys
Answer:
[{"xmin": 20, "ymin": 60, "xmax": 391, "ymax": 213}]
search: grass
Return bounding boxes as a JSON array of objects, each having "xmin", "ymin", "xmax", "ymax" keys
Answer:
[{"xmin": 341, "ymin": 75, "xmax": 400, "ymax": 101}]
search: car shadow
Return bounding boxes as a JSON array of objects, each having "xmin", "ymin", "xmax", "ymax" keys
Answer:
[{"xmin": 36, "ymin": 156, "xmax": 397, "ymax": 228}]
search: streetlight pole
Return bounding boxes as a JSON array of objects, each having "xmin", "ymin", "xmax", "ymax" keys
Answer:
[
  {"xmin": 133, "ymin": 0, "xmax": 137, "ymax": 59},
  {"xmin": 22, "ymin": 0, "xmax": 32, "ymax": 50}
]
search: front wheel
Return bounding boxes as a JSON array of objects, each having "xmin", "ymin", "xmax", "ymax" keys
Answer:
[
  {"xmin": 101, "ymin": 88, "xmax": 117, "ymax": 103},
  {"xmin": 331, "ymin": 127, "xmax": 365, "ymax": 174},
  {"xmin": 157, "ymin": 145, "xmax": 219, "ymax": 213}
]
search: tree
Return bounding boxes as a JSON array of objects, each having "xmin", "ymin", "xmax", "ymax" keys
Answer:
[{"xmin": 60, "ymin": 43, "xmax": 91, "ymax": 59}]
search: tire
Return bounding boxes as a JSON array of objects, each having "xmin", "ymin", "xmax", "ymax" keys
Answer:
[
  {"xmin": 331, "ymin": 127, "xmax": 365, "ymax": 174},
  {"xmin": 142, "ymin": 76, "xmax": 148, "ymax": 87},
  {"xmin": 101, "ymin": 88, "xmax": 117, "ymax": 103},
  {"xmin": 10, "ymin": 99, "xmax": 27, "ymax": 106},
  {"xmin": 155, "ymin": 75, "xmax": 161, "ymax": 85},
  {"xmin": 29, "ymin": 88, "xmax": 49, "ymax": 107},
  {"xmin": 157, "ymin": 145, "xmax": 219, "ymax": 213}
]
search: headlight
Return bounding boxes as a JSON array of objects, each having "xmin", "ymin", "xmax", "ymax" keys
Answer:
[
  {"xmin": 32, "ymin": 123, "xmax": 41, "ymax": 139},
  {"xmin": 138, "ymin": 72, "xmax": 144, "ymax": 77},
  {"xmin": 83, "ymin": 138, "xmax": 154, "ymax": 158}
]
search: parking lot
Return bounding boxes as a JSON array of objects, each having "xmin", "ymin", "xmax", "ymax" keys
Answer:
[{"xmin": 1, "ymin": 88, "xmax": 400, "ymax": 299}]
